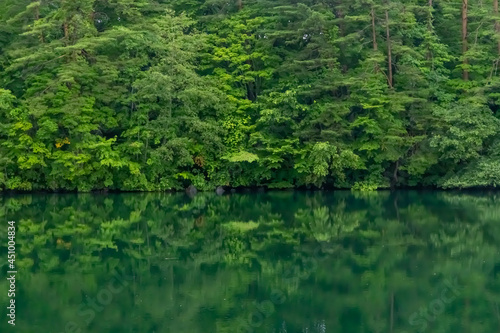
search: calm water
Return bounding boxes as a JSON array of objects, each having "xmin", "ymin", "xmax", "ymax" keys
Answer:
[{"xmin": 1, "ymin": 191, "xmax": 499, "ymax": 333}]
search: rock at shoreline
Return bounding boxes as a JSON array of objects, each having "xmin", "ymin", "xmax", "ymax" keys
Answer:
[
  {"xmin": 186, "ymin": 185, "xmax": 197, "ymax": 196},
  {"xmin": 216, "ymin": 186, "xmax": 225, "ymax": 195}
]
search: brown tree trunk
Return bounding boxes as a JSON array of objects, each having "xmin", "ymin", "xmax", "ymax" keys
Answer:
[
  {"xmin": 63, "ymin": 22, "xmax": 69, "ymax": 39},
  {"xmin": 462, "ymin": 0, "xmax": 469, "ymax": 80},
  {"xmin": 371, "ymin": 6, "xmax": 378, "ymax": 51},
  {"xmin": 62, "ymin": 0, "xmax": 69, "ymax": 41},
  {"xmin": 337, "ymin": 8, "xmax": 348, "ymax": 73},
  {"xmin": 238, "ymin": 0, "xmax": 243, "ymax": 10},
  {"xmin": 428, "ymin": 0, "xmax": 433, "ymax": 27},
  {"xmin": 385, "ymin": 8, "xmax": 393, "ymax": 88},
  {"xmin": 495, "ymin": 0, "xmax": 500, "ymax": 55},
  {"xmin": 34, "ymin": 1, "xmax": 44, "ymax": 43},
  {"xmin": 338, "ymin": 9, "xmax": 345, "ymax": 38},
  {"xmin": 427, "ymin": 0, "xmax": 433, "ymax": 61},
  {"xmin": 392, "ymin": 160, "xmax": 399, "ymax": 187},
  {"xmin": 371, "ymin": 6, "xmax": 380, "ymax": 73}
]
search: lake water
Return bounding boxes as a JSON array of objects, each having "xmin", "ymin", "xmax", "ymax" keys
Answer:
[{"xmin": 1, "ymin": 191, "xmax": 499, "ymax": 332}]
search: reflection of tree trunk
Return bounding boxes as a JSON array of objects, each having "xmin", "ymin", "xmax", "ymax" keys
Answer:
[
  {"xmin": 464, "ymin": 298, "xmax": 470, "ymax": 332},
  {"xmin": 462, "ymin": 0, "xmax": 469, "ymax": 80},
  {"xmin": 146, "ymin": 220, "xmax": 150, "ymax": 266},
  {"xmin": 492, "ymin": 302, "xmax": 500, "ymax": 333},
  {"xmin": 390, "ymin": 292, "xmax": 394, "ymax": 333},
  {"xmin": 170, "ymin": 265, "xmax": 174, "ymax": 301},
  {"xmin": 394, "ymin": 193, "xmax": 400, "ymax": 221}
]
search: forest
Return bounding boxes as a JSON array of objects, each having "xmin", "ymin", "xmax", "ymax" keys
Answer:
[{"xmin": 1, "ymin": 0, "xmax": 500, "ymax": 192}]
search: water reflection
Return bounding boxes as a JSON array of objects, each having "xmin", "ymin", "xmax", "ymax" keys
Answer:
[{"xmin": 0, "ymin": 191, "xmax": 499, "ymax": 332}]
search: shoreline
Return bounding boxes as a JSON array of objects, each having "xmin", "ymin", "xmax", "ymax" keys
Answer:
[{"xmin": 0, "ymin": 185, "xmax": 498, "ymax": 195}]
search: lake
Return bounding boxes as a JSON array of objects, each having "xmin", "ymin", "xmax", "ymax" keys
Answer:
[{"xmin": 1, "ymin": 191, "xmax": 499, "ymax": 332}]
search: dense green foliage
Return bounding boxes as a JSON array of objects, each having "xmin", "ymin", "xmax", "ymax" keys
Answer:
[
  {"xmin": 0, "ymin": 191, "xmax": 499, "ymax": 332},
  {"xmin": 1, "ymin": 0, "xmax": 500, "ymax": 191}
]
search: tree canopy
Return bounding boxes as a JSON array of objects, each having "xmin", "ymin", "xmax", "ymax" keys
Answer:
[{"xmin": 1, "ymin": 0, "xmax": 500, "ymax": 191}]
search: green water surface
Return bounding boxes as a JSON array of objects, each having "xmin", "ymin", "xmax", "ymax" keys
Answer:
[{"xmin": 1, "ymin": 191, "xmax": 499, "ymax": 333}]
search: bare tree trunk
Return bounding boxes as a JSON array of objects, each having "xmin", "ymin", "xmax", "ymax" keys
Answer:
[
  {"xmin": 371, "ymin": 6, "xmax": 378, "ymax": 51},
  {"xmin": 427, "ymin": 0, "xmax": 433, "ymax": 61},
  {"xmin": 62, "ymin": 0, "xmax": 69, "ymax": 44},
  {"xmin": 238, "ymin": 0, "xmax": 243, "ymax": 10},
  {"xmin": 371, "ymin": 6, "xmax": 380, "ymax": 73},
  {"xmin": 338, "ymin": 8, "xmax": 345, "ymax": 39},
  {"xmin": 337, "ymin": 7, "xmax": 348, "ymax": 73},
  {"xmin": 385, "ymin": 8, "xmax": 393, "ymax": 88},
  {"xmin": 495, "ymin": 0, "xmax": 500, "ymax": 55},
  {"xmin": 392, "ymin": 160, "xmax": 399, "ymax": 187},
  {"xmin": 34, "ymin": 1, "xmax": 44, "ymax": 43},
  {"xmin": 428, "ymin": 0, "xmax": 433, "ymax": 28},
  {"xmin": 462, "ymin": 0, "xmax": 469, "ymax": 80},
  {"xmin": 63, "ymin": 22, "xmax": 69, "ymax": 39}
]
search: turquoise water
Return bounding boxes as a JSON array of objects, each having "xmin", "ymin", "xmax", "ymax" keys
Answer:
[{"xmin": 1, "ymin": 191, "xmax": 499, "ymax": 332}]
